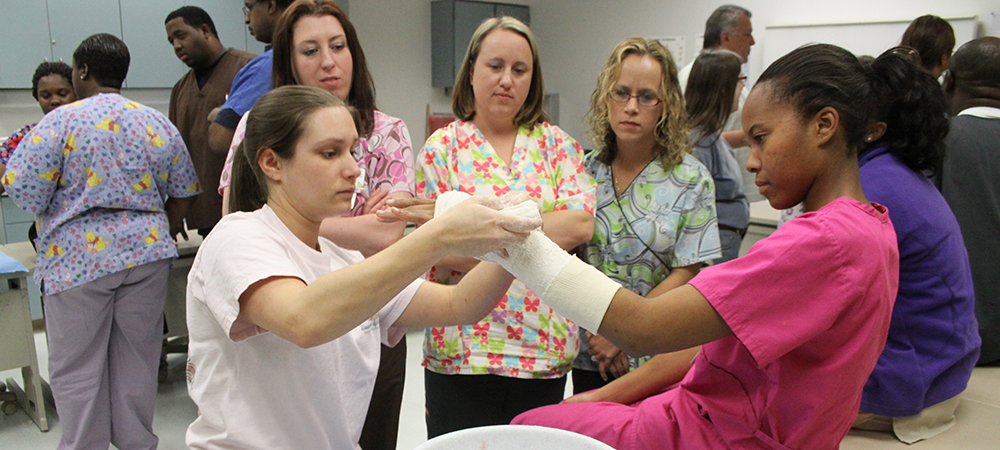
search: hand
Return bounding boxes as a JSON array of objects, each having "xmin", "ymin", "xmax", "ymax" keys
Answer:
[
  {"xmin": 206, "ymin": 107, "xmax": 221, "ymax": 123},
  {"xmin": 377, "ymin": 197, "xmax": 435, "ymax": 225},
  {"xmin": 587, "ymin": 333, "xmax": 628, "ymax": 379},
  {"xmin": 361, "ymin": 185, "xmax": 390, "ymax": 215},
  {"xmin": 477, "ymin": 190, "xmax": 534, "ymax": 211},
  {"xmin": 429, "ymin": 197, "xmax": 541, "ymax": 258},
  {"xmin": 598, "ymin": 351, "xmax": 630, "ymax": 380},
  {"xmin": 170, "ymin": 221, "xmax": 189, "ymax": 242}
]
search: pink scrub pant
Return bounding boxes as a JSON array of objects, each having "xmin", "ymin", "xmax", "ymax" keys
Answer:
[{"xmin": 511, "ymin": 388, "xmax": 728, "ymax": 450}]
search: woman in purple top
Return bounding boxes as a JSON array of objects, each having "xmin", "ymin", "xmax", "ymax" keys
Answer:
[{"xmin": 852, "ymin": 47, "xmax": 980, "ymax": 443}]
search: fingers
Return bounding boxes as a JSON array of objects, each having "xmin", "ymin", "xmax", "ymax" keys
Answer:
[
  {"xmin": 376, "ymin": 206, "xmax": 434, "ymax": 225},
  {"xmin": 610, "ymin": 353, "xmax": 629, "ymax": 377},
  {"xmin": 598, "ymin": 362, "xmax": 609, "ymax": 381},
  {"xmin": 498, "ymin": 190, "xmax": 532, "ymax": 208},
  {"xmin": 473, "ymin": 195, "xmax": 506, "ymax": 211},
  {"xmin": 495, "ymin": 217, "xmax": 543, "ymax": 233},
  {"xmin": 374, "ymin": 208, "xmax": 401, "ymax": 223},
  {"xmin": 172, "ymin": 226, "xmax": 188, "ymax": 242},
  {"xmin": 361, "ymin": 186, "xmax": 390, "ymax": 215},
  {"xmin": 386, "ymin": 197, "xmax": 436, "ymax": 209},
  {"xmin": 365, "ymin": 197, "xmax": 390, "ymax": 215},
  {"xmin": 380, "ymin": 197, "xmax": 436, "ymax": 224}
]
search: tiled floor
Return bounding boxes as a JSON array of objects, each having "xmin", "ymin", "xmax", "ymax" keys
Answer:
[
  {"xmin": 840, "ymin": 367, "xmax": 1000, "ymax": 449},
  {"xmin": 3, "ymin": 329, "xmax": 998, "ymax": 449}
]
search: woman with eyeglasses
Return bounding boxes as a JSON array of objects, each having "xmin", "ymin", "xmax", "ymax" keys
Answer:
[
  {"xmin": 415, "ymin": 16, "xmax": 595, "ymax": 437},
  {"xmin": 685, "ymin": 50, "xmax": 749, "ymax": 264},
  {"xmin": 568, "ymin": 37, "xmax": 720, "ymax": 397}
]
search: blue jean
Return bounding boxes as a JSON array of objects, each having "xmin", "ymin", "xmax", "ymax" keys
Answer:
[{"xmin": 714, "ymin": 228, "xmax": 744, "ymax": 264}]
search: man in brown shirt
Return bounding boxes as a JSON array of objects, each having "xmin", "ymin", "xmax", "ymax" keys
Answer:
[{"xmin": 166, "ymin": 6, "xmax": 254, "ymax": 236}]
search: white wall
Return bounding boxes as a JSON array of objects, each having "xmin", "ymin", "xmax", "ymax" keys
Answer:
[
  {"xmin": 3, "ymin": 0, "xmax": 997, "ymax": 147},
  {"xmin": 530, "ymin": 0, "xmax": 998, "ymax": 147},
  {"xmin": 349, "ymin": 0, "xmax": 531, "ymax": 147}
]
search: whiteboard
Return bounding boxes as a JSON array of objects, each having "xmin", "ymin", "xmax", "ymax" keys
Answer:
[{"xmin": 759, "ymin": 16, "xmax": 977, "ymax": 82}]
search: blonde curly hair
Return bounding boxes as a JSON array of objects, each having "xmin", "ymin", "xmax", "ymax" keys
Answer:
[{"xmin": 586, "ymin": 37, "xmax": 690, "ymax": 167}]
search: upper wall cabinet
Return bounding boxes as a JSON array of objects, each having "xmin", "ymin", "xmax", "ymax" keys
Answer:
[
  {"xmin": 0, "ymin": 0, "xmax": 262, "ymax": 89},
  {"xmin": 431, "ymin": 0, "xmax": 530, "ymax": 88},
  {"xmin": 0, "ymin": 1, "xmax": 52, "ymax": 88},
  {"xmin": 47, "ymin": 0, "xmax": 123, "ymax": 66},
  {"xmin": 121, "ymin": 0, "xmax": 188, "ymax": 88}
]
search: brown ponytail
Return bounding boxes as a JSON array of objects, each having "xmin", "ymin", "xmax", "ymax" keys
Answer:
[{"xmin": 228, "ymin": 85, "xmax": 356, "ymax": 213}]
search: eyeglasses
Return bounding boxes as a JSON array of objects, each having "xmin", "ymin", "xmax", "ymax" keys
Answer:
[{"xmin": 609, "ymin": 88, "xmax": 662, "ymax": 107}]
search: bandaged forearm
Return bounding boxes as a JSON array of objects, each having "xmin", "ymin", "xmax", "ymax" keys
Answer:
[{"xmin": 434, "ymin": 191, "xmax": 621, "ymax": 331}]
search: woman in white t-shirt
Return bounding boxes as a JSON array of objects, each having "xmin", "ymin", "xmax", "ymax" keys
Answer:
[{"xmin": 185, "ymin": 85, "xmax": 540, "ymax": 450}]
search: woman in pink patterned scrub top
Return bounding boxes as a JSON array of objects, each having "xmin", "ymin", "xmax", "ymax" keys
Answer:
[{"xmin": 416, "ymin": 16, "xmax": 596, "ymax": 438}]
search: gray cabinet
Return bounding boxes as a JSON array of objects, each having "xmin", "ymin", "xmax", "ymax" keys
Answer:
[
  {"xmin": 47, "ymin": 0, "xmax": 123, "ymax": 67},
  {"xmin": 431, "ymin": 0, "xmax": 530, "ymax": 88},
  {"xmin": 0, "ymin": 1, "xmax": 54, "ymax": 89},
  {"xmin": 121, "ymin": 0, "xmax": 188, "ymax": 88},
  {"xmin": 0, "ymin": 0, "xmax": 262, "ymax": 89},
  {"xmin": 0, "ymin": 195, "xmax": 34, "ymax": 245}
]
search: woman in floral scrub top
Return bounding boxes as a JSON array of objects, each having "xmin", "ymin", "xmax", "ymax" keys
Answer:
[
  {"xmin": 416, "ymin": 16, "xmax": 596, "ymax": 438},
  {"xmin": 569, "ymin": 38, "xmax": 721, "ymax": 397},
  {"xmin": 3, "ymin": 34, "xmax": 199, "ymax": 450}
]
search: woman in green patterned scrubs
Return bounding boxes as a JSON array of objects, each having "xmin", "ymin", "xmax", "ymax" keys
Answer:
[{"xmin": 569, "ymin": 37, "xmax": 722, "ymax": 398}]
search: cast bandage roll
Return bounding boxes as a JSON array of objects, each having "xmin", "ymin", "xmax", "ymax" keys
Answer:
[{"xmin": 434, "ymin": 191, "xmax": 621, "ymax": 332}]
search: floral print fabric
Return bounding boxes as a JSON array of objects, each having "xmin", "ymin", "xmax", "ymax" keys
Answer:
[
  {"xmin": 3, "ymin": 94, "xmax": 200, "ymax": 294},
  {"xmin": 218, "ymin": 110, "xmax": 415, "ymax": 210},
  {"xmin": 581, "ymin": 152, "xmax": 721, "ymax": 294},
  {"xmin": 1, "ymin": 124, "xmax": 35, "ymax": 165},
  {"xmin": 417, "ymin": 120, "xmax": 596, "ymax": 379},
  {"xmin": 575, "ymin": 152, "xmax": 721, "ymax": 370}
]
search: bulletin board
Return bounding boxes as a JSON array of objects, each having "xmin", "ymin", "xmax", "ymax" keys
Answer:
[
  {"xmin": 761, "ymin": 16, "xmax": 978, "ymax": 78},
  {"xmin": 654, "ymin": 36, "xmax": 687, "ymax": 67}
]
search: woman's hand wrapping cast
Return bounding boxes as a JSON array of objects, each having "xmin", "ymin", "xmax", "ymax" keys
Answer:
[{"xmin": 430, "ymin": 191, "xmax": 622, "ymax": 332}]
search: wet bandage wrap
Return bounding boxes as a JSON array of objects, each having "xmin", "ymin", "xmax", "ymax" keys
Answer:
[{"xmin": 434, "ymin": 191, "xmax": 621, "ymax": 331}]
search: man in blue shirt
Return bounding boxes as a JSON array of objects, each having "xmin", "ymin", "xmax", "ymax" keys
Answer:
[{"xmin": 207, "ymin": 0, "xmax": 294, "ymax": 155}]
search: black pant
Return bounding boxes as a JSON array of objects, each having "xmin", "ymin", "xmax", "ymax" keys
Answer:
[
  {"xmin": 359, "ymin": 340, "xmax": 406, "ymax": 450},
  {"xmin": 571, "ymin": 368, "xmax": 621, "ymax": 395},
  {"xmin": 424, "ymin": 370, "xmax": 566, "ymax": 439}
]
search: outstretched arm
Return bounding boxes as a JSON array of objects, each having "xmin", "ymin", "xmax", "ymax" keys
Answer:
[
  {"xmin": 588, "ymin": 262, "xmax": 704, "ymax": 378},
  {"xmin": 396, "ymin": 261, "xmax": 515, "ymax": 328},
  {"xmin": 386, "ymin": 191, "xmax": 731, "ymax": 356},
  {"xmin": 320, "ymin": 189, "xmax": 410, "ymax": 257},
  {"xmin": 601, "ymin": 285, "xmax": 730, "ymax": 357},
  {"xmin": 238, "ymin": 197, "xmax": 540, "ymax": 348}
]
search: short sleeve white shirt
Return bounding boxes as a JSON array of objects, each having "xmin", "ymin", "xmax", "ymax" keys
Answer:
[{"xmin": 185, "ymin": 204, "xmax": 419, "ymax": 449}]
